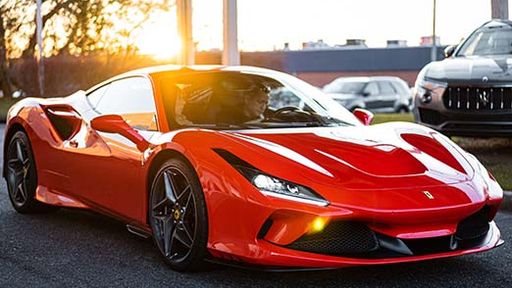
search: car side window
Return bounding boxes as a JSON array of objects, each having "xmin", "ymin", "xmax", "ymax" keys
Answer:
[
  {"xmin": 93, "ymin": 77, "xmax": 158, "ymax": 131},
  {"xmin": 363, "ymin": 82, "xmax": 379, "ymax": 96},
  {"xmin": 377, "ymin": 81, "xmax": 396, "ymax": 95}
]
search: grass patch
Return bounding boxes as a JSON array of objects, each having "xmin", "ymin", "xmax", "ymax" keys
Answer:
[
  {"xmin": 372, "ymin": 113, "xmax": 414, "ymax": 124},
  {"xmin": 372, "ymin": 113, "xmax": 511, "ymax": 190}
]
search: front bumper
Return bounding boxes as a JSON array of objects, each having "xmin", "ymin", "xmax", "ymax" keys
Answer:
[
  {"xmin": 210, "ymin": 221, "xmax": 502, "ymax": 269},
  {"xmin": 414, "ymin": 107, "xmax": 512, "ymax": 137}
]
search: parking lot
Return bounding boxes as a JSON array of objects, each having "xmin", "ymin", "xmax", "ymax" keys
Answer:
[{"xmin": 1, "ymin": 124, "xmax": 511, "ymax": 288}]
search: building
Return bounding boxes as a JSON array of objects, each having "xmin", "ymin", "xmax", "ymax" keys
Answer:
[{"xmin": 195, "ymin": 46, "xmax": 445, "ymax": 87}]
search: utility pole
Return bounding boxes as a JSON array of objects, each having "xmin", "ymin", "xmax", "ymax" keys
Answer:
[
  {"xmin": 431, "ymin": 0, "xmax": 437, "ymax": 62},
  {"xmin": 36, "ymin": 0, "xmax": 44, "ymax": 97},
  {"xmin": 491, "ymin": 0, "xmax": 509, "ymax": 19},
  {"xmin": 222, "ymin": 0, "xmax": 240, "ymax": 66},
  {"xmin": 176, "ymin": 0, "xmax": 194, "ymax": 65}
]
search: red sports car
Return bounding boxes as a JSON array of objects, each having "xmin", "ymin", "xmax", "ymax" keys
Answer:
[{"xmin": 3, "ymin": 65, "xmax": 503, "ymax": 271}]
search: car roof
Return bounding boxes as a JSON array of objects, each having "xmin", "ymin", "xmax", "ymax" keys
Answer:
[{"xmin": 480, "ymin": 19, "xmax": 512, "ymax": 29}]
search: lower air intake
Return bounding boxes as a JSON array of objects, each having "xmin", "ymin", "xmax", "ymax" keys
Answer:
[
  {"xmin": 456, "ymin": 206, "xmax": 490, "ymax": 240},
  {"xmin": 287, "ymin": 221, "xmax": 378, "ymax": 256}
]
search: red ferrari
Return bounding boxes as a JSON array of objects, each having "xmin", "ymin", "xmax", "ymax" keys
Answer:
[{"xmin": 3, "ymin": 65, "xmax": 503, "ymax": 271}]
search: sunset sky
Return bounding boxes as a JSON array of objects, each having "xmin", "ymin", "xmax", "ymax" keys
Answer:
[{"xmin": 135, "ymin": 0, "xmax": 504, "ymax": 59}]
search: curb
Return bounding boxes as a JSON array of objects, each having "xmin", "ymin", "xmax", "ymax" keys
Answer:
[{"xmin": 501, "ymin": 191, "xmax": 512, "ymax": 212}]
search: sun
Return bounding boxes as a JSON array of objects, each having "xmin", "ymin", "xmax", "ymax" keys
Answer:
[{"xmin": 135, "ymin": 13, "xmax": 181, "ymax": 60}]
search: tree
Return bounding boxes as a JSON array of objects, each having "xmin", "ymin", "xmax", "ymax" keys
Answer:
[{"xmin": 0, "ymin": 0, "xmax": 173, "ymax": 98}]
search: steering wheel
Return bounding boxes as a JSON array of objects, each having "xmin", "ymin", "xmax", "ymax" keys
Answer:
[{"xmin": 272, "ymin": 106, "xmax": 302, "ymax": 115}]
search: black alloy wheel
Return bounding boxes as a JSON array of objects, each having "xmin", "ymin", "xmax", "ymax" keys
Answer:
[
  {"xmin": 5, "ymin": 131, "xmax": 53, "ymax": 213},
  {"xmin": 149, "ymin": 158, "xmax": 208, "ymax": 271}
]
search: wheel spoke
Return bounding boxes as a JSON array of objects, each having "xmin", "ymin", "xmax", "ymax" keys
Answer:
[
  {"xmin": 163, "ymin": 171, "xmax": 177, "ymax": 203},
  {"xmin": 175, "ymin": 224, "xmax": 193, "ymax": 249},
  {"xmin": 179, "ymin": 222, "xmax": 194, "ymax": 245},
  {"xmin": 7, "ymin": 169, "xmax": 24, "ymax": 194},
  {"xmin": 15, "ymin": 140, "xmax": 24, "ymax": 162},
  {"xmin": 176, "ymin": 185, "xmax": 190, "ymax": 202},
  {"xmin": 152, "ymin": 215, "xmax": 163, "ymax": 237},
  {"xmin": 23, "ymin": 158, "xmax": 30, "ymax": 170},
  {"xmin": 8, "ymin": 158, "xmax": 20, "ymax": 168},
  {"xmin": 16, "ymin": 183, "xmax": 28, "ymax": 202},
  {"xmin": 163, "ymin": 218, "xmax": 176, "ymax": 257},
  {"xmin": 183, "ymin": 191, "xmax": 193, "ymax": 213},
  {"xmin": 152, "ymin": 198, "xmax": 168, "ymax": 213},
  {"xmin": 6, "ymin": 170, "xmax": 17, "ymax": 195}
]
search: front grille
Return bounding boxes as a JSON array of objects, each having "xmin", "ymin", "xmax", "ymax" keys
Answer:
[
  {"xmin": 443, "ymin": 86, "xmax": 512, "ymax": 111},
  {"xmin": 456, "ymin": 206, "xmax": 490, "ymax": 240},
  {"xmin": 286, "ymin": 221, "xmax": 378, "ymax": 256}
]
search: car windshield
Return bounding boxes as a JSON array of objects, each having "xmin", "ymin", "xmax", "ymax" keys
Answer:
[
  {"xmin": 458, "ymin": 27, "xmax": 512, "ymax": 56},
  {"xmin": 163, "ymin": 70, "xmax": 359, "ymax": 130},
  {"xmin": 324, "ymin": 80, "xmax": 366, "ymax": 94}
]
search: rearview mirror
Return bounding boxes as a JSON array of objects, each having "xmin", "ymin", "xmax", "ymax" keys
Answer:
[
  {"xmin": 91, "ymin": 114, "xmax": 150, "ymax": 151},
  {"xmin": 444, "ymin": 45, "xmax": 456, "ymax": 58},
  {"xmin": 353, "ymin": 108, "xmax": 374, "ymax": 126}
]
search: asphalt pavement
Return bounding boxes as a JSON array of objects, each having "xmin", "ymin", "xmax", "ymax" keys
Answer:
[{"xmin": 1, "ymin": 124, "xmax": 511, "ymax": 288}]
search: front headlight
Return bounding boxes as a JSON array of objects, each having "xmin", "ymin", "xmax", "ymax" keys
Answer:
[
  {"xmin": 251, "ymin": 173, "xmax": 329, "ymax": 206},
  {"xmin": 214, "ymin": 148, "xmax": 329, "ymax": 206},
  {"xmin": 239, "ymin": 166, "xmax": 329, "ymax": 207},
  {"xmin": 414, "ymin": 78, "xmax": 447, "ymax": 104}
]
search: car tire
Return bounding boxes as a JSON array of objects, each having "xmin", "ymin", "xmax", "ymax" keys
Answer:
[
  {"xmin": 149, "ymin": 158, "xmax": 209, "ymax": 271},
  {"xmin": 396, "ymin": 106, "xmax": 409, "ymax": 113},
  {"xmin": 5, "ymin": 131, "xmax": 57, "ymax": 213}
]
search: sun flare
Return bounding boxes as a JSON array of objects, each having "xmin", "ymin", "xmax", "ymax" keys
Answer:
[{"xmin": 135, "ymin": 13, "xmax": 181, "ymax": 60}]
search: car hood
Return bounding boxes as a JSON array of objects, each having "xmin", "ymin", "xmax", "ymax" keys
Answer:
[
  {"xmin": 218, "ymin": 123, "xmax": 485, "ymax": 209},
  {"xmin": 222, "ymin": 122, "xmax": 476, "ymax": 188},
  {"xmin": 425, "ymin": 55, "xmax": 512, "ymax": 84}
]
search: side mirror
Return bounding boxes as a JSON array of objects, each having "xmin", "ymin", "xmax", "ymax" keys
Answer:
[
  {"xmin": 353, "ymin": 108, "xmax": 374, "ymax": 126},
  {"xmin": 91, "ymin": 114, "xmax": 150, "ymax": 151},
  {"xmin": 444, "ymin": 45, "xmax": 456, "ymax": 58},
  {"xmin": 361, "ymin": 92, "xmax": 370, "ymax": 97}
]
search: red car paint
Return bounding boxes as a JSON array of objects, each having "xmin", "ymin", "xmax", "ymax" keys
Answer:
[{"xmin": 3, "ymin": 65, "xmax": 503, "ymax": 269}]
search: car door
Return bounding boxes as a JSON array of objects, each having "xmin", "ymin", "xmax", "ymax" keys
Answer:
[
  {"xmin": 376, "ymin": 80, "xmax": 399, "ymax": 111},
  {"xmin": 362, "ymin": 81, "xmax": 380, "ymax": 109},
  {"xmin": 62, "ymin": 77, "xmax": 159, "ymax": 221}
]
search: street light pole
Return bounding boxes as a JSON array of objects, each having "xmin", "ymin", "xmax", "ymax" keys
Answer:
[
  {"xmin": 36, "ymin": 0, "xmax": 44, "ymax": 97},
  {"xmin": 431, "ymin": 0, "xmax": 437, "ymax": 62},
  {"xmin": 223, "ymin": 0, "xmax": 240, "ymax": 66},
  {"xmin": 176, "ymin": 0, "xmax": 194, "ymax": 65},
  {"xmin": 491, "ymin": 0, "xmax": 509, "ymax": 19}
]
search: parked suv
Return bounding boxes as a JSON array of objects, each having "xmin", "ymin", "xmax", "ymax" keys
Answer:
[
  {"xmin": 413, "ymin": 19, "xmax": 512, "ymax": 136},
  {"xmin": 323, "ymin": 76, "xmax": 412, "ymax": 113}
]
